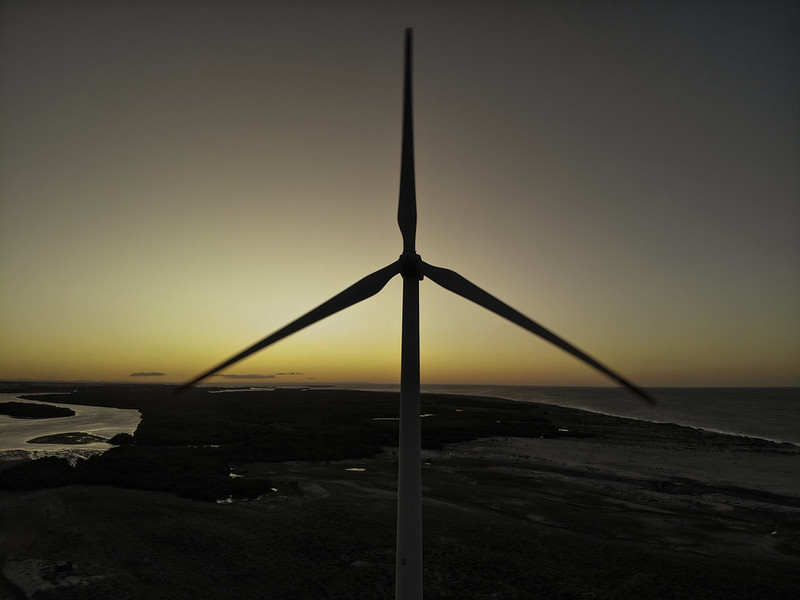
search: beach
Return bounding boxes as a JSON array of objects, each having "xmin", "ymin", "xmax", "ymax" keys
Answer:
[{"xmin": 0, "ymin": 386, "xmax": 798, "ymax": 599}]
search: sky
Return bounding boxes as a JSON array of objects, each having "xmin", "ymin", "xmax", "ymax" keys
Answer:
[{"xmin": 1, "ymin": 1, "xmax": 798, "ymax": 388}]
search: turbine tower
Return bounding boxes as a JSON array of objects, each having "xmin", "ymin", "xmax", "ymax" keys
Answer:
[{"xmin": 181, "ymin": 28, "xmax": 654, "ymax": 600}]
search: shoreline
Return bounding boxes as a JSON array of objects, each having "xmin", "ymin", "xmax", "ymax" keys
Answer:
[
  {"xmin": 344, "ymin": 384, "xmax": 800, "ymax": 447},
  {"xmin": 2, "ymin": 385, "xmax": 798, "ymax": 461},
  {"xmin": 430, "ymin": 391, "xmax": 800, "ymax": 450},
  {"xmin": 2, "ymin": 381, "xmax": 798, "ymax": 446}
]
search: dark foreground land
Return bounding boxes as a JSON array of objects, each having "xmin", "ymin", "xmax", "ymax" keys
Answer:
[{"xmin": 0, "ymin": 384, "xmax": 798, "ymax": 599}]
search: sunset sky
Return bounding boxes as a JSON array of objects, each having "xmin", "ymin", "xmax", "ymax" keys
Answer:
[{"xmin": 1, "ymin": 1, "xmax": 798, "ymax": 387}]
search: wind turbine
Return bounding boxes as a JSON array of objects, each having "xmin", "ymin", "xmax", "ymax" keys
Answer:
[{"xmin": 181, "ymin": 28, "xmax": 654, "ymax": 600}]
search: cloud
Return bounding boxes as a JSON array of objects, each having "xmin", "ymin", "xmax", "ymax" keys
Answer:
[
  {"xmin": 214, "ymin": 372, "xmax": 304, "ymax": 379},
  {"xmin": 130, "ymin": 372, "xmax": 165, "ymax": 377}
]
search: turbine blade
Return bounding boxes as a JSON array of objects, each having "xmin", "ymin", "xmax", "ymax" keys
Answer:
[
  {"xmin": 397, "ymin": 27, "xmax": 417, "ymax": 253},
  {"xmin": 178, "ymin": 261, "xmax": 402, "ymax": 391},
  {"xmin": 418, "ymin": 260, "xmax": 655, "ymax": 404}
]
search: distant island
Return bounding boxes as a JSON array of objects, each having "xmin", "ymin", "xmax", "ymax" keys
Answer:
[
  {"xmin": 27, "ymin": 432, "xmax": 108, "ymax": 445},
  {"xmin": 0, "ymin": 401, "xmax": 75, "ymax": 419}
]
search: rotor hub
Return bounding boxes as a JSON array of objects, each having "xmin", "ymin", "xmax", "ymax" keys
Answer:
[{"xmin": 400, "ymin": 251, "xmax": 423, "ymax": 280}]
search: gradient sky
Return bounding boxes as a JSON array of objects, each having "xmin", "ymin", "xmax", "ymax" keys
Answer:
[{"xmin": 1, "ymin": 1, "xmax": 798, "ymax": 387}]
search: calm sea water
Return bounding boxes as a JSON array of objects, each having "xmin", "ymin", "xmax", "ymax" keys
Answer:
[{"xmin": 348, "ymin": 384, "xmax": 800, "ymax": 447}]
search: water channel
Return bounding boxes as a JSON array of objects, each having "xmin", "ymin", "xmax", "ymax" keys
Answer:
[{"xmin": 0, "ymin": 393, "xmax": 141, "ymax": 460}]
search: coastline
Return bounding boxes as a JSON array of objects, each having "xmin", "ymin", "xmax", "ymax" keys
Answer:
[
  {"xmin": 3, "ymin": 381, "xmax": 798, "ymax": 446},
  {"xmin": 345, "ymin": 383, "xmax": 800, "ymax": 447}
]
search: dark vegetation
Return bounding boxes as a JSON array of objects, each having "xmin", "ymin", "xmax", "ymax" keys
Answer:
[
  {"xmin": 5, "ymin": 483, "xmax": 798, "ymax": 600},
  {"xmin": 0, "ymin": 385, "xmax": 571, "ymax": 502},
  {"xmin": 0, "ymin": 401, "xmax": 75, "ymax": 419},
  {"xmin": 1, "ymin": 384, "xmax": 798, "ymax": 599},
  {"xmin": 108, "ymin": 432, "xmax": 135, "ymax": 445}
]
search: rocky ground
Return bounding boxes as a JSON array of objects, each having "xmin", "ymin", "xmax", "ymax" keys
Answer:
[{"xmin": 1, "ymin": 434, "xmax": 798, "ymax": 599}]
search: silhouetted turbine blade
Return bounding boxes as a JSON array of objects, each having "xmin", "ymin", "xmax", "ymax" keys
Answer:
[
  {"xmin": 418, "ymin": 261, "xmax": 655, "ymax": 404},
  {"xmin": 178, "ymin": 261, "xmax": 402, "ymax": 391},
  {"xmin": 397, "ymin": 27, "xmax": 417, "ymax": 253}
]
